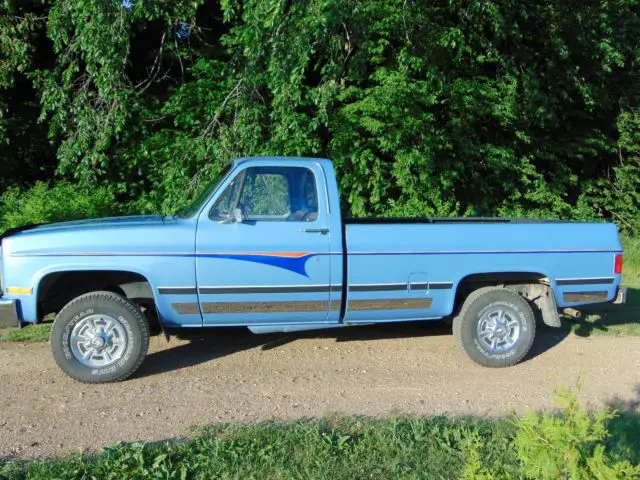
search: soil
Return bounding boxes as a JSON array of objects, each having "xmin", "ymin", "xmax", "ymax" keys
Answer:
[{"xmin": 1, "ymin": 323, "xmax": 639, "ymax": 460}]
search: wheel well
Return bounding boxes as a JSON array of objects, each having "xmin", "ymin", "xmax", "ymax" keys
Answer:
[
  {"xmin": 454, "ymin": 272, "xmax": 560, "ymax": 327},
  {"xmin": 37, "ymin": 270, "xmax": 156, "ymax": 320},
  {"xmin": 454, "ymin": 272, "xmax": 548, "ymax": 314},
  {"xmin": 457, "ymin": 271, "xmax": 547, "ymax": 291}
]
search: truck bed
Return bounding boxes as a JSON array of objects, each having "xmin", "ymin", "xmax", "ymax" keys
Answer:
[{"xmin": 342, "ymin": 221, "xmax": 622, "ymax": 323}]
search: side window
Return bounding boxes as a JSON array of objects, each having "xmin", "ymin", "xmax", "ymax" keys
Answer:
[
  {"xmin": 210, "ymin": 166, "xmax": 318, "ymax": 222},
  {"xmin": 239, "ymin": 172, "xmax": 290, "ymax": 218}
]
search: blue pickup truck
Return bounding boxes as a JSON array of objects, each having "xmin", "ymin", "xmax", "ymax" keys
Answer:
[{"xmin": 0, "ymin": 157, "xmax": 626, "ymax": 382}]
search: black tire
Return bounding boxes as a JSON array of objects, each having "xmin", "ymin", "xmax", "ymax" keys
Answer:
[
  {"xmin": 50, "ymin": 291, "xmax": 150, "ymax": 383},
  {"xmin": 453, "ymin": 287, "xmax": 535, "ymax": 368}
]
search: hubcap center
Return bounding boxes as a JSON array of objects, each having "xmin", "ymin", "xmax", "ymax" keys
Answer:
[
  {"xmin": 71, "ymin": 315, "xmax": 127, "ymax": 368},
  {"xmin": 477, "ymin": 307, "xmax": 521, "ymax": 353}
]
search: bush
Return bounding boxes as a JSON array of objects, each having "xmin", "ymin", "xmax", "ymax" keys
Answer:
[
  {"xmin": 464, "ymin": 388, "xmax": 640, "ymax": 480},
  {"xmin": 4, "ymin": 1, "xmax": 638, "ymax": 229},
  {"xmin": 585, "ymin": 111, "xmax": 640, "ymax": 236},
  {"xmin": 0, "ymin": 181, "xmax": 121, "ymax": 234},
  {"xmin": 515, "ymin": 388, "xmax": 639, "ymax": 479}
]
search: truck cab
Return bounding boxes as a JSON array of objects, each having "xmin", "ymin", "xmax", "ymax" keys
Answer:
[{"xmin": 190, "ymin": 158, "xmax": 344, "ymax": 328}]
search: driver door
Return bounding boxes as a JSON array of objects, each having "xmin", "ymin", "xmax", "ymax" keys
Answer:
[{"xmin": 195, "ymin": 161, "xmax": 334, "ymax": 326}]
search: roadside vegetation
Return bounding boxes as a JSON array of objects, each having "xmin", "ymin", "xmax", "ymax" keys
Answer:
[
  {"xmin": 623, "ymin": 237, "xmax": 640, "ymax": 287},
  {"xmin": 1, "ymin": 389, "xmax": 638, "ymax": 479},
  {"xmin": 0, "ymin": 323, "xmax": 51, "ymax": 343},
  {"xmin": 0, "ymin": 2, "xmax": 637, "ymax": 477}
]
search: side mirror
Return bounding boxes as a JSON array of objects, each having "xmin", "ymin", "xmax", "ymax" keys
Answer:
[
  {"xmin": 232, "ymin": 208, "xmax": 244, "ymax": 223},
  {"xmin": 219, "ymin": 208, "xmax": 244, "ymax": 224}
]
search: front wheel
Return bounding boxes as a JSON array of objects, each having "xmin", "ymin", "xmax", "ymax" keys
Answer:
[
  {"xmin": 453, "ymin": 287, "xmax": 535, "ymax": 367},
  {"xmin": 50, "ymin": 291, "xmax": 150, "ymax": 383}
]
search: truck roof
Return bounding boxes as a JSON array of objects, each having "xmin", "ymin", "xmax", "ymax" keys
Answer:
[{"xmin": 233, "ymin": 156, "xmax": 332, "ymax": 166}]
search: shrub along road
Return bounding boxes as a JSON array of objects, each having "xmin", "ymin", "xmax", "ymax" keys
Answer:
[{"xmin": 0, "ymin": 322, "xmax": 639, "ymax": 460}]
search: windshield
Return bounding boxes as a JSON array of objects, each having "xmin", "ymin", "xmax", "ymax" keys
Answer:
[{"xmin": 177, "ymin": 165, "xmax": 233, "ymax": 218}]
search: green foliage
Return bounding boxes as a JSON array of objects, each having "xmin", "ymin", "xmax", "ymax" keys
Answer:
[
  {"xmin": 0, "ymin": 1, "xmax": 55, "ymax": 191},
  {"xmin": 0, "ymin": 0, "xmax": 640, "ymax": 228},
  {"xmin": 0, "ymin": 1, "xmax": 41, "ymax": 134},
  {"xmin": 0, "ymin": 417, "xmax": 496, "ymax": 479},
  {"xmin": 585, "ymin": 111, "xmax": 640, "ymax": 236},
  {"xmin": 32, "ymin": 0, "xmax": 204, "ymax": 185},
  {"xmin": 0, "ymin": 0, "xmax": 41, "ymax": 145},
  {"xmin": 462, "ymin": 388, "xmax": 640, "ymax": 480},
  {"xmin": 515, "ymin": 388, "xmax": 639, "ymax": 479},
  {"xmin": 623, "ymin": 236, "xmax": 640, "ymax": 282},
  {"xmin": 461, "ymin": 434, "xmax": 513, "ymax": 480},
  {"xmin": 0, "ymin": 322, "xmax": 51, "ymax": 342},
  {"xmin": 2, "ymin": 394, "xmax": 638, "ymax": 479},
  {"xmin": 0, "ymin": 181, "xmax": 120, "ymax": 234}
]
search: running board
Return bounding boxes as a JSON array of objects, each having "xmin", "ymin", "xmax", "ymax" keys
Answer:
[{"xmin": 248, "ymin": 323, "xmax": 366, "ymax": 334}]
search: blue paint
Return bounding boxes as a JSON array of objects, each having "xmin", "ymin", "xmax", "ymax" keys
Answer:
[{"xmin": 199, "ymin": 253, "xmax": 315, "ymax": 277}]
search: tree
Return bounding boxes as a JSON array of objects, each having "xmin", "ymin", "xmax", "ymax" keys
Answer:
[{"xmin": 0, "ymin": 0, "xmax": 639, "ymax": 231}]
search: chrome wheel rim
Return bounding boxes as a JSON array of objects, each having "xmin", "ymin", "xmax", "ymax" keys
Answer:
[
  {"xmin": 70, "ymin": 314, "xmax": 128, "ymax": 368},
  {"xmin": 476, "ymin": 306, "xmax": 521, "ymax": 353}
]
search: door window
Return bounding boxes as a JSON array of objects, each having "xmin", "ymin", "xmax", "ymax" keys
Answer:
[
  {"xmin": 211, "ymin": 166, "xmax": 318, "ymax": 222},
  {"xmin": 239, "ymin": 172, "xmax": 290, "ymax": 219}
]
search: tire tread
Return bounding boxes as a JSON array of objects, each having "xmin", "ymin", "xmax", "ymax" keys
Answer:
[
  {"xmin": 51, "ymin": 291, "xmax": 150, "ymax": 383},
  {"xmin": 453, "ymin": 287, "xmax": 536, "ymax": 368}
]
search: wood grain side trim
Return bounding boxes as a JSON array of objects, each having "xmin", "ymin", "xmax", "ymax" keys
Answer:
[{"xmin": 348, "ymin": 298, "xmax": 433, "ymax": 311}]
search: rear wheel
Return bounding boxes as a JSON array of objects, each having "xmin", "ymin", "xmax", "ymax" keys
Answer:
[
  {"xmin": 453, "ymin": 287, "xmax": 535, "ymax": 367},
  {"xmin": 50, "ymin": 291, "xmax": 150, "ymax": 383}
]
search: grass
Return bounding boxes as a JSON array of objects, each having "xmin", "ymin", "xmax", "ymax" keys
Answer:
[
  {"xmin": 0, "ymin": 323, "xmax": 51, "ymax": 343},
  {"xmin": 567, "ymin": 293, "xmax": 640, "ymax": 337},
  {"xmin": 1, "ymin": 403, "xmax": 638, "ymax": 480},
  {"xmin": 1, "ymin": 417, "xmax": 494, "ymax": 479},
  {"xmin": 623, "ymin": 235, "xmax": 640, "ymax": 274}
]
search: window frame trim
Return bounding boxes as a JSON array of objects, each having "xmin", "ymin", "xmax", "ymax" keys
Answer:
[
  {"xmin": 208, "ymin": 169, "xmax": 247, "ymax": 221},
  {"xmin": 207, "ymin": 165, "xmax": 320, "ymax": 223}
]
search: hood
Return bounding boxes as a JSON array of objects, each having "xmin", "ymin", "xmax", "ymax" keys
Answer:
[
  {"xmin": 0, "ymin": 215, "xmax": 168, "ymax": 241},
  {"xmin": 0, "ymin": 214, "xmax": 197, "ymax": 258}
]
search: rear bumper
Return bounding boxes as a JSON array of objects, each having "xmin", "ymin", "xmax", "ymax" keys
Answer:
[
  {"xmin": 613, "ymin": 286, "xmax": 627, "ymax": 305},
  {"xmin": 0, "ymin": 297, "xmax": 20, "ymax": 328}
]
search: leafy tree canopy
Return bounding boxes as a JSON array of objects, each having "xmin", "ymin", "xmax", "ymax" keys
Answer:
[{"xmin": 0, "ymin": 0, "xmax": 639, "ymax": 233}]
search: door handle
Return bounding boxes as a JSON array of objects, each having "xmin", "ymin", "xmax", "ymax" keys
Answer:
[{"xmin": 300, "ymin": 227, "xmax": 329, "ymax": 235}]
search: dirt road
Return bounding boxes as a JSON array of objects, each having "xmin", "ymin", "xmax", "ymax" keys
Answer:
[{"xmin": 1, "ymin": 323, "xmax": 639, "ymax": 459}]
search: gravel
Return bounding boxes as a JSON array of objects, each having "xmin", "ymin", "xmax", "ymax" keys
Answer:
[{"xmin": 1, "ymin": 322, "xmax": 639, "ymax": 459}]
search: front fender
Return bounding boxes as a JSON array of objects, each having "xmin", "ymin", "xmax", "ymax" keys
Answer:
[
  {"xmin": 10, "ymin": 259, "xmax": 157, "ymax": 323},
  {"xmin": 6, "ymin": 255, "xmax": 196, "ymax": 325}
]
